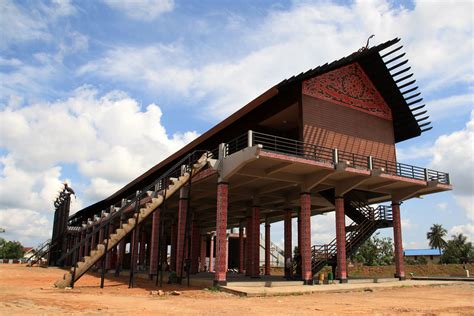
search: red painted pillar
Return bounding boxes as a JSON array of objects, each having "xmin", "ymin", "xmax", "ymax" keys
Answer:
[
  {"xmin": 170, "ymin": 222, "xmax": 177, "ymax": 272},
  {"xmin": 335, "ymin": 196, "xmax": 347, "ymax": 282},
  {"xmin": 184, "ymin": 237, "xmax": 189, "ymax": 262},
  {"xmin": 297, "ymin": 210, "xmax": 302, "ymax": 256},
  {"xmin": 300, "ymin": 193, "xmax": 312, "ymax": 284},
  {"xmin": 200, "ymin": 235, "xmax": 207, "ymax": 272},
  {"xmin": 190, "ymin": 219, "xmax": 200, "ymax": 274},
  {"xmin": 91, "ymin": 223, "xmax": 97, "ymax": 252},
  {"xmin": 392, "ymin": 202, "xmax": 405, "ymax": 280},
  {"xmin": 214, "ymin": 182, "xmax": 228, "ymax": 285},
  {"xmin": 284, "ymin": 208, "xmax": 292, "ymax": 278},
  {"xmin": 116, "ymin": 239, "xmax": 125, "ymax": 275},
  {"xmin": 107, "ymin": 245, "xmax": 116, "ymax": 270},
  {"xmin": 98, "ymin": 223, "xmax": 104, "ymax": 245},
  {"xmin": 84, "ymin": 226, "xmax": 90, "ymax": 256},
  {"xmin": 176, "ymin": 189, "xmax": 188, "ymax": 279},
  {"xmin": 239, "ymin": 221, "xmax": 244, "ymax": 273},
  {"xmin": 139, "ymin": 231, "xmax": 146, "ymax": 266},
  {"xmin": 79, "ymin": 229, "xmax": 85, "ymax": 259},
  {"xmin": 245, "ymin": 216, "xmax": 252, "ymax": 276},
  {"xmin": 251, "ymin": 206, "xmax": 260, "ymax": 278},
  {"xmin": 265, "ymin": 217, "xmax": 271, "ymax": 275},
  {"xmin": 96, "ymin": 222, "xmax": 105, "ymax": 268},
  {"xmin": 209, "ymin": 235, "xmax": 215, "ymax": 272},
  {"xmin": 149, "ymin": 210, "xmax": 160, "ymax": 277},
  {"xmin": 130, "ymin": 227, "xmax": 139, "ymax": 275},
  {"xmin": 106, "ymin": 223, "xmax": 114, "ymax": 269},
  {"xmin": 65, "ymin": 236, "xmax": 71, "ymax": 266},
  {"xmin": 225, "ymin": 237, "xmax": 229, "ymax": 272}
]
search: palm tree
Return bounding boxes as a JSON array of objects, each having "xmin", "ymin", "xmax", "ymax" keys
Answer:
[
  {"xmin": 426, "ymin": 224, "xmax": 447, "ymax": 251},
  {"xmin": 451, "ymin": 233, "xmax": 473, "ymax": 264}
]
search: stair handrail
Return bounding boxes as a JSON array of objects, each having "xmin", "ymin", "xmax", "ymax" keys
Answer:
[
  {"xmin": 57, "ymin": 150, "xmax": 213, "ymax": 265},
  {"xmin": 260, "ymin": 232, "xmax": 285, "ymax": 258},
  {"xmin": 27, "ymin": 239, "xmax": 55, "ymax": 266},
  {"xmin": 311, "ymin": 200, "xmax": 393, "ymax": 273}
]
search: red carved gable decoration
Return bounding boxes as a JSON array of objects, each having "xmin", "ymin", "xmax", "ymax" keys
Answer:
[{"xmin": 302, "ymin": 62, "xmax": 392, "ymax": 120}]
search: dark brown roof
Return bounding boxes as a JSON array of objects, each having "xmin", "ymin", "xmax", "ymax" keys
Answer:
[{"xmin": 69, "ymin": 38, "xmax": 429, "ymax": 223}]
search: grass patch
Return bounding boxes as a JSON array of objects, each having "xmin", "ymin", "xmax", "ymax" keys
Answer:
[{"xmin": 207, "ymin": 285, "xmax": 220, "ymax": 292}]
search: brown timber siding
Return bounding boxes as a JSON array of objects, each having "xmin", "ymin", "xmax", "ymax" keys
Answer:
[{"xmin": 302, "ymin": 95, "xmax": 397, "ymax": 162}]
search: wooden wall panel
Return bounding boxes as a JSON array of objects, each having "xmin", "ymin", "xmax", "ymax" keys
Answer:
[{"xmin": 302, "ymin": 95, "xmax": 397, "ymax": 162}]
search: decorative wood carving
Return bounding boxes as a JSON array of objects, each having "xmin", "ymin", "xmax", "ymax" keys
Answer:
[{"xmin": 302, "ymin": 63, "xmax": 392, "ymax": 120}]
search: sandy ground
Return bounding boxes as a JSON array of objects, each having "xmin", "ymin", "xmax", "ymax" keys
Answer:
[{"xmin": 1, "ymin": 264, "xmax": 473, "ymax": 315}]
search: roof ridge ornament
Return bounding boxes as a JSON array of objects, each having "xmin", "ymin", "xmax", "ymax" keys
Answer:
[{"xmin": 359, "ymin": 34, "xmax": 375, "ymax": 52}]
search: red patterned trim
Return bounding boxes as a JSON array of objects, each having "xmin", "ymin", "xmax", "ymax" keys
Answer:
[{"xmin": 302, "ymin": 62, "xmax": 392, "ymax": 120}]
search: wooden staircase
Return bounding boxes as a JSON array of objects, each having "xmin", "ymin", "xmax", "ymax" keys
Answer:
[{"xmin": 54, "ymin": 152, "xmax": 211, "ymax": 288}]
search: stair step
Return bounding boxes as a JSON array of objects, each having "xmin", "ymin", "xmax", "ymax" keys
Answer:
[
  {"xmin": 53, "ymin": 153, "xmax": 210, "ymax": 288},
  {"xmin": 114, "ymin": 229, "xmax": 124, "ymax": 236}
]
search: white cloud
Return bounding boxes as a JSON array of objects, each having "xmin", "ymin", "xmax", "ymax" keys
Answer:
[
  {"xmin": 437, "ymin": 203, "xmax": 448, "ymax": 211},
  {"xmin": 78, "ymin": 45, "xmax": 196, "ymax": 97},
  {"xmin": 102, "ymin": 0, "xmax": 174, "ymax": 21},
  {"xmin": 449, "ymin": 223, "xmax": 474, "ymax": 241},
  {"xmin": 0, "ymin": 86, "xmax": 198, "ymax": 245},
  {"xmin": 430, "ymin": 111, "xmax": 474, "ymax": 221},
  {"xmin": 396, "ymin": 143, "xmax": 434, "ymax": 161},
  {"xmin": 0, "ymin": 0, "xmax": 49, "ymax": 49},
  {"xmin": 0, "ymin": 0, "xmax": 77, "ymax": 50},
  {"xmin": 79, "ymin": 0, "xmax": 473, "ymax": 121},
  {"xmin": 0, "ymin": 209, "xmax": 51, "ymax": 246},
  {"xmin": 0, "ymin": 1, "xmax": 86, "ymax": 104},
  {"xmin": 402, "ymin": 218, "xmax": 416, "ymax": 231},
  {"xmin": 406, "ymin": 241, "xmax": 427, "ymax": 249},
  {"xmin": 311, "ymin": 212, "xmax": 336, "ymax": 245},
  {"xmin": 427, "ymin": 93, "xmax": 474, "ymax": 122}
]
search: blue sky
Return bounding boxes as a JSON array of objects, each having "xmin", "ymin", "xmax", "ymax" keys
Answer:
[{"xmin": 0, "ymin": 0, "xmax": 473, "ymax": 249}]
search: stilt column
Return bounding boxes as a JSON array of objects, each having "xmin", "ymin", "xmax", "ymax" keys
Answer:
[
  {"xmin": 209, "ymin": 234, "xmax": 215, "ymax": 272},
  {"xmin": 264, "ymin": 217, "xmax": 271, "ymax": 275},
  {"xmin": 335, "ymin": 196, "xmax": 347, "ymax": 282},
  {"xmin": 300, "ymin": 193, "xmax": 312, "ymax": 284},
  {"xmin": 176, "ymin": 188, "xmax": 188, "ymax": 279},
  {"xmin": 214, "ymin": 182, "xmax": 228, "ymax": 285},
  {"xmin": 245, "ymin": 216, "xmax": 252, "ymax": 276},
  {"xmin": 251, "ymin": 206, "xmax": 260, "ymax": 278},
  {"xmin": 190, "ymin": 219, "xmax": 200, "ymax": 274},
  {"xmin": 139, "ymin": 231, "xmax": 146, "ymax": 266},
  {"xmin": 170, "ymin": 222, "xmax": 177, "ymax": 271},
  {"xmin": 239, "ymin": 221, "xmax": 244, "ymax": 273},
  {"xmin": 392, "ymin": 201, "xmax": 405, "ymax": 280},
  {"xmin": 106, "ymin": 223, "xmax": 114, "ymax": 269},
  {"xmin": 200, "ymin": 235, "xmax": 207, "ymax": 272},
  {"xmin": 79, "ymin": 228, "xmax": 85, "ymax": 259},
  {"xmin": 284, "ymin": 208, "xmax": 292, "ymax": 278},
  {"xmin": 149, "ymin": 210, "xmax": 160, "ymax": 277}
]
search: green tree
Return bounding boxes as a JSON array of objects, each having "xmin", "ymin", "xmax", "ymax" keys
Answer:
[
  {"xmin": 426, "ymin": 224, "xmax": 448, "ymax": 250},
  {"xmin": 440, "ymin": 233, "xmax": 474, "ymax": 264},
  {"xmin": 0, "ymin": 238, "xmax": 24, "ymax": 259},
  {"xmin": 352, "ymin": 233, "xmax": 394, "ymax": 266}
]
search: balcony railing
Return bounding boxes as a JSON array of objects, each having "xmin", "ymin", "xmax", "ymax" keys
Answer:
[{"xmin": 222, "ymin": 131, "xmax": 450, "ymax": 185}]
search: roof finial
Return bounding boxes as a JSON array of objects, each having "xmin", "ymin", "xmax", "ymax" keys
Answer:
[{"xmin": 365, "ymin": 34, "xmax": 375, "ymax": 49}]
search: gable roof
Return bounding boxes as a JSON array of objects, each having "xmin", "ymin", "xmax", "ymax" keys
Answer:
[
  {"xmin": 277, "ymin": 37, "xmax": 429, "ymax": 141},
  {"xmin": 69, "ymin": 38, "xmax": 430, "ymax": 224}
]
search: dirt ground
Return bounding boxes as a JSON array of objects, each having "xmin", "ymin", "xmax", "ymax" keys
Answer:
[{"xmin": 1, "ymin": 264, "xmax": 473, "ymax": 315}]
